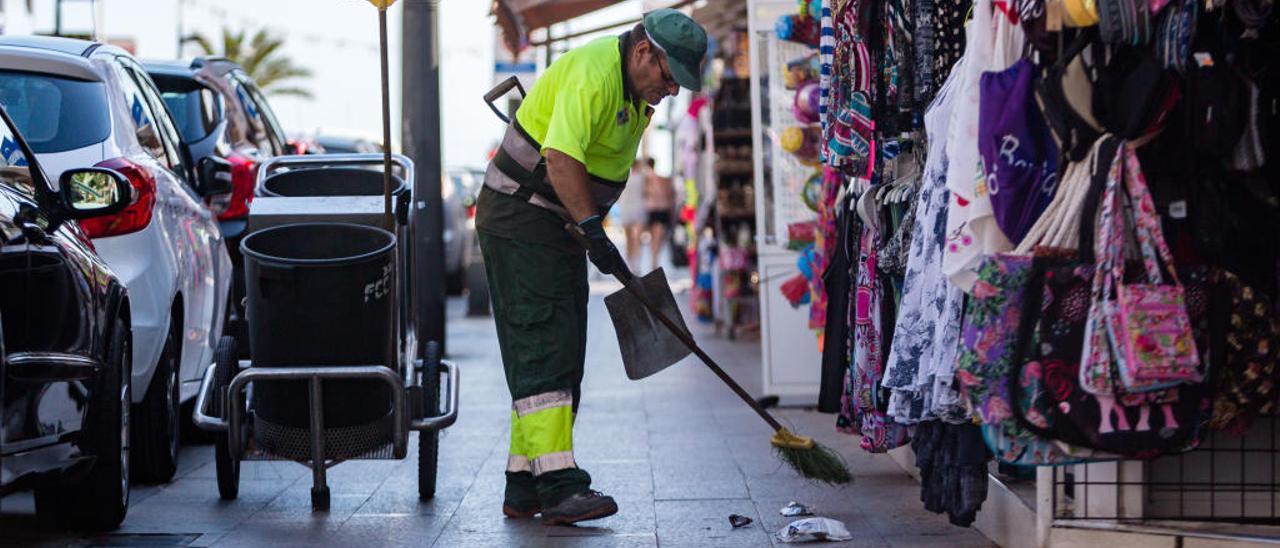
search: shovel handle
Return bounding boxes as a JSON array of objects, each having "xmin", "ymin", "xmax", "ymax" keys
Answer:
[
  {"xmin": 563, "ymin": 224, "xmax": 786, "ymax": 433},
  {"xmin": 485, "ymin": 76, "xmax": 526, "ymax": 125},
  {"xmin": 563, "ymin": 223, "xmax": 637, "ymax": 284}
]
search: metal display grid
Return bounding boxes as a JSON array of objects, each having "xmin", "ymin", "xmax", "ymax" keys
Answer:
[
  {"xmin": 764, "ymin": 35, "xmax": 820, "ymax": 245},
  {"xmin": 1052, "ymin": 417, "xmax": 1280, "ymax": 524}
]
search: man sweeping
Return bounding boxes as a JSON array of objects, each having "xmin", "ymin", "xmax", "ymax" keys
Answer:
[{"xmin": 476, "ymin": 8, "xmax": 707, "ymax": 526}]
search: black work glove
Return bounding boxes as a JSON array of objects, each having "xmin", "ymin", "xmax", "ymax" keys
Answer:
[{"xmin": 577, "ymin": 215, "xmax": 626, "ymax": 276}]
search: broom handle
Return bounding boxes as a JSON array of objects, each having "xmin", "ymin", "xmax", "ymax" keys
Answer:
[
  {"xmin": 378, "ymin": 7, "xmax": 394, "ymax": 232},
  {"xmin": 565, "ymin": 224, "xmax": 785, "ymax": 433}
]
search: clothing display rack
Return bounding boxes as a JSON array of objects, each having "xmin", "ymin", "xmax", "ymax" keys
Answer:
[
  {"xmin": 771, "ymin": 0, "xmax": 1280, "ymax": 541},
  {"xmin": 1054, "ymin": 417, "xmax": 1280, "ymax": 523}
]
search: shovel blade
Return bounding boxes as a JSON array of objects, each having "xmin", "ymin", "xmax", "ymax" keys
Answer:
[{"xmin": 605, "ymin": 268, "xmax": 693, "ymax": 380}]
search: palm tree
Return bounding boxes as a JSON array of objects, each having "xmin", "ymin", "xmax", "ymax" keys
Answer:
[{"xmin": 184, "ymin": 28, "xmax": 312, "ymax": 99}]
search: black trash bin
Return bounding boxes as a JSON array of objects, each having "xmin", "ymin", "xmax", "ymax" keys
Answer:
[
  {"xmin": 260, "ymin": 167, "xmax": 407, "ymax": 198},
  {"xmin": 259, "ymin": 166, "xmax": 414, "ymax": 341},
  {"xmin": 241, "ymin": 222, "xmax": 397, "ymax": 456}
]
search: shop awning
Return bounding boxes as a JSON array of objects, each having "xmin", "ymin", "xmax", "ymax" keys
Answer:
[
  {"xmin": 492, "ymin": 0, "xmax": 700, "ymax": 56},
  {"xmin": 492, "ymin": 0, "xmax": 624, "ymax": 55}
]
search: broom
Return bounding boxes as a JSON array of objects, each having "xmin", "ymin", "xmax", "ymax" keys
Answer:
[{"xmin": 567, "ymin": 226, "xmax": 852, "ymax": 485}]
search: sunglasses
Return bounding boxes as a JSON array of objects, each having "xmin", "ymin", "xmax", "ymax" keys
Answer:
[{"xmin": 654, "ymin": 50, "xmax": 678, "ymax": 90}]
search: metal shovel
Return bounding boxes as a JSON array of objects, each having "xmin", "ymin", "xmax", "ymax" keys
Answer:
[{"xmin": 603, "ymin": 267, "xmax": 693, "ymax": 380}]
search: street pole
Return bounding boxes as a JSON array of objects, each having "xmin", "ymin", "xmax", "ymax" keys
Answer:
[
  {"xmin": 54, "ymin": 0, "xmax": 62, "ymax": 36},
  {"xmin": 403, "ymin": 0, "xmax": 446, "ymax": 354}
]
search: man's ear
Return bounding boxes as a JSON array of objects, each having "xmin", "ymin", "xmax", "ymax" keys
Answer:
[{"xmin": 632, "ymin": 37, "xmax": 651, "ymax": 62}]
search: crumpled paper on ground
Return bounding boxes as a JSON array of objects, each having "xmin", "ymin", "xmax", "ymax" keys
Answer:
[
  {"xmin": 780, "ymin": 501, "xmax": 814, "ymax": 517},
  {"xmin": 774, "ymin": 517, "xmax": 853, "ymax": 543}
]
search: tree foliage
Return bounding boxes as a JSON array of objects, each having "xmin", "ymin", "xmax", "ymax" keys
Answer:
[{"xmin": 184, "ymin": 28, "xmax": 312, "ymax": 99}]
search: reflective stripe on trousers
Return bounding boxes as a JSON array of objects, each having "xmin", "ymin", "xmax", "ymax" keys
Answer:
[{"xmin": 506, "ymin": 389, "xmax": 577, "ymax": 476}]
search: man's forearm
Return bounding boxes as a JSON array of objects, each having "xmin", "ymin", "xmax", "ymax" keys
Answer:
[{"xmin": 545, "ymin": 149, "xmax": 601, "ymax": 223}]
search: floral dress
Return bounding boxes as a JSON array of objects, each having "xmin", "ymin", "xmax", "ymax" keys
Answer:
[
  {"xmin": 883, "ymin": 59, "xmax": 969, "ymax": 425},
  {"xmin": 851, "ymin": 208, "xmax": 912, "ymax": 452}
]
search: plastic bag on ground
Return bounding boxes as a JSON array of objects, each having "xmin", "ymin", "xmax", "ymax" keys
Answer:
[{"xmin": 774, "ymin": 517, "xmax": 853, "ymax": 543}]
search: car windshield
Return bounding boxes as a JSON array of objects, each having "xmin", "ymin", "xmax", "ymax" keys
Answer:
[
  {"xmin": 153, "ymin": 75, "xmax": 221, "ymax": 143},
  {"xmin": 0, "ymin": 70, "xmax": 111, "ymax": 154}
]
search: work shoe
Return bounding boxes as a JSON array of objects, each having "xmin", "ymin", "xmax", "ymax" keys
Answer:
[
  {"xmin": 540, "ymin": 490, "xmax": 618, "ymax": 526},
  {"xmin": 502, "ymin": 500, "xmax": 541, "ymax": 519}
]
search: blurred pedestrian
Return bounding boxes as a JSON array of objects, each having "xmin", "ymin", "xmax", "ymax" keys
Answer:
[
  {"xmin": 616, "ymin": 160, "xmax": 649, "ymax": 267},
  {"xmin": 643, "ymin": 158, "xmax": 675, "ymax": 271}
]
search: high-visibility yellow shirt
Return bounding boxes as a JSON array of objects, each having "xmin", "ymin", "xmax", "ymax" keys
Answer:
[{"xmin": 515, "ymin": 34, "xmax": 651, "ymax": 184}]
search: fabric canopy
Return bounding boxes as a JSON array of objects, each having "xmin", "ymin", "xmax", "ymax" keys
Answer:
[{"xmin": 492, "ymin": 0, "xmax": 623, "ymax": 55}]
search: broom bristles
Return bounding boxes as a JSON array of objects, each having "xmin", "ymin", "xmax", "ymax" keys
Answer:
[{"xmin": 774, "ymin": 441, "xmax": 853, "ymax": 485}]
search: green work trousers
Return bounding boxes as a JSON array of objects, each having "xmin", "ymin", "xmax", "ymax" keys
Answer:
[{"xmin": 478, "ymin": 230, "xmax": 592, "ymax": 508}]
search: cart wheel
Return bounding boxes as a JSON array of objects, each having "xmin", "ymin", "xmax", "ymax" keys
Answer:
[
  {"xmin": 213, "ymin": 336, "xmax": 242, "ymax": 500},
  {"xmin": 418, "ymin": 341, "xmax": 441, "ymax": 500}
]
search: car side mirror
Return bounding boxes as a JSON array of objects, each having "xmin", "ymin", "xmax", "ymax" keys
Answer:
[
  {"xmin": 60, "ymin": 168, "xmax": 131, "ymax": 219},
  {"xmin": 196, "ymin": 156, "xmax": 233, "ymax": 197}
]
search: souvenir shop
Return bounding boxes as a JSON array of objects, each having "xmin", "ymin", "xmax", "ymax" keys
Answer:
[
  {"xmin": 683, "ymin": 1, "xmax": 764, "ymax": 344},
  {"xmin": 679, "ymin": 0, "xmax": 832, "ymax": 400},
  {"xmin": 735, "ymin": 0, "xmax": 1280, "ymax": 543}
]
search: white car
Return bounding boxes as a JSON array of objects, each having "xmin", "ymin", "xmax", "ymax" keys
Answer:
[{"xmin": 0, "ymin": 36, "xmax": 233, "ymax": 483}]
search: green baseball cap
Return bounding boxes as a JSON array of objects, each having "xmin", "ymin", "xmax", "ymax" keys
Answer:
[{"xmin": 643, "ymin": 8, "xmax": 707, "ymax": 92}]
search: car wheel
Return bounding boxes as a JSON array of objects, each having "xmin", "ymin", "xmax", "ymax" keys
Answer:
[
  {"xmin": 40, "ymin": 318, "xmax": 132, "ymax": 531},
  {"xmin": 133, "ymin": 322, "xmax": 181, "ymax": 483}
]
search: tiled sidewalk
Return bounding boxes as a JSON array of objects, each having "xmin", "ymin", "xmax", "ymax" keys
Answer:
[{"xmin": 2, "ymin": 279, "xmax": 996, "ymax": 547}]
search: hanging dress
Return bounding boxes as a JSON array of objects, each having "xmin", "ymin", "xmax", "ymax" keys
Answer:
[
  {"xmin": 850, "ymin": 181, "xmax": 912, "ymax": 452},
  {"xmin": 882, "ymin": 59, "xmax": 969, "ymax": 425},
  {"xmin": 940, "ymin": 0, "xmax": 1026, "ymax": 292}
]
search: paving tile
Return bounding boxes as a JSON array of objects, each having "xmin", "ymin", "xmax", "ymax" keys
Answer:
[
  {"xmin": 429, "ymin": 529, "xmax": 547, "ymax": 548},
  {"xmin": 204, "ymin": 517, "xmax": 349, "ymax": 548},
  {"xmin": 131, "ymin": 477, "xmax": 290, "ymax": 504},
  {"xmin": 246, "ymin": 485, "xmax": 372, "ymax": 523},
  {"xmin": 327, "ymin": 512, "xmax": 452, "ymax": 547},
  {"xmin": 654, "ymin": 476, "xmax": 750, "ymax": 501},
  {"xmin": 539, "ymin": 533, "xmax": 659, "ymax": 547},
  {"xmin": 351, "ymin": 489, "xmax": 463, "ymax": 516},
  {"xmin": 1, "ymin": 293, "xmax": 1000, "ymax": 548},
  {"xmin": 876, "ymin": 532, "xmax": 997, "ymax": 547},
  {"xmin": 654, "ymin": 499, "xmax": 771, "ymax": 547}
]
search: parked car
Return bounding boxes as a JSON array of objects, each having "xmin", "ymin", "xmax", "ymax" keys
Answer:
[
  {"xmin": 443, "ymin": 168, "xmax": 477, "ymax": 295},
  {"xmin": 0, "ymin": 101, "xmax": 134, "ymax": 530},
  {"xmin": 0, "ymin": 36, "xmax": 234, "ymax": 483},
  {"xmin": 143, "ymin": 56, "xmax": 289, "ymax": 354},
  {"xmin": 284, "ymin": 133, "xmax": 327, "ymax": 155},
  {"xmin": 313, "ymin": 133, "xmax": 383, "ymax": 155}
]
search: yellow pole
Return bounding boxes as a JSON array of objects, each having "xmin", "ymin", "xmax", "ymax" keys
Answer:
[{"xmin": 367, "ymin": 0, "xmax": 399, "ymax": 231}]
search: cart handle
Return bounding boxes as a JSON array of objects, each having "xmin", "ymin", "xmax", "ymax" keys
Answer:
[
  {"xmin": 410, "ymin": 359, "xmax": 459, "ymax": 431},
  {"xmin": 192, "ymin": 361, "xmax": 229, "ymax": 433},
  {"xmin": 484, "ymin": 76, "xmax": 526, "ymax": 124},
  {"xmin": 254, "ymin": 152, "xmax": 416, "ymax": 197}
]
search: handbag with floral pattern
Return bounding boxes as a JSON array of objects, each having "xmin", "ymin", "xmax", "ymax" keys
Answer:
[
  {"xmin": 1081, "ymin": 142, "xmax": 1203, "ymax": 395},
  {"xmin": 1007, "ymin": 138, "xmax": 1209, "ymax": 458}
]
